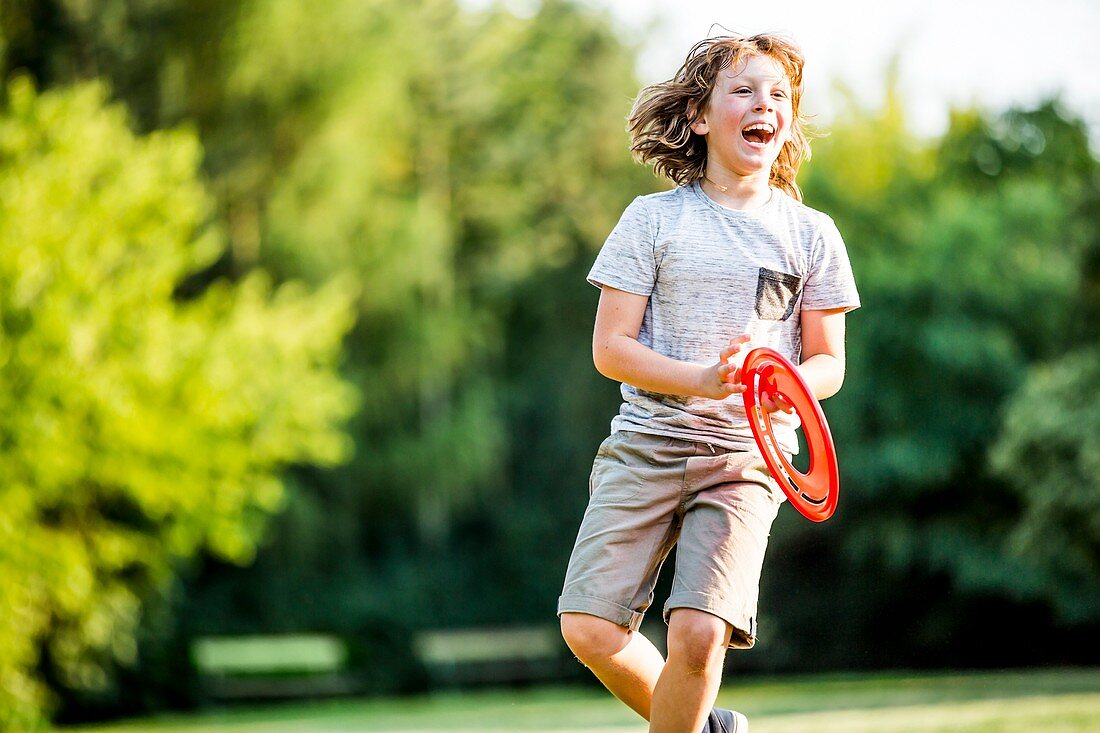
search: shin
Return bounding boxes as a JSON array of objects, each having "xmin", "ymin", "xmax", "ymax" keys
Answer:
[
  {"xmin": 649, "ymin": 609, "xmax": 731, "ymax": 733},
  {"xmin": 560, "ymin": 612, "xmax": 665, "ymax": 720}
]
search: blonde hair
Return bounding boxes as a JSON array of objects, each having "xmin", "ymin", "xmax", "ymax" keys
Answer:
[{"xmin": 628, "ymin": 34, "xmax": 812, "ymax": 201}]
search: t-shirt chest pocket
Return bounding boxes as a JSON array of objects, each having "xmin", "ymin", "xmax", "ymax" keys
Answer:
[{"xmin": 754, "ymin": 267, "xmax": 803, "ymax": 321}]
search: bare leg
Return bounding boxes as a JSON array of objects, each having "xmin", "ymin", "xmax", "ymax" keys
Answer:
[
  {"xmin": 649, "ymin": 609, "xmax": 731, "ymax": 733},
  {"xmin": 560, "ymin": 612, "xmax": 666, "ymax": 720}
]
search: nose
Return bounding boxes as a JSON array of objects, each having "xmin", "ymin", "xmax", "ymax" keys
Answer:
[{"xmin": 753, "ymin": 95, "xmax": 773, "ymax": 113}]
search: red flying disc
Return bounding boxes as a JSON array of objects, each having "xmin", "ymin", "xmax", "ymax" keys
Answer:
[{"xmin": 740, "ymin": 347, "xmax": 839, "ymax": 522}]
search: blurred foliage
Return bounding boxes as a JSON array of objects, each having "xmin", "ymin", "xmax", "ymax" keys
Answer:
[
  {"xmin": 988, "ymin": 348, "xmax": 1100, "ymax": 621},
  {"xmin": 784, "ymin": 91, "xmax": 1100, "ymax": 668},
  {"xmin": 0, "ymin": 77, "xmax": 356, "ymax": 728},
  {"xmin": 2, "ymin": 0, "xmax": 1099, "ymax": 727},
  {"xmin": 173, "ymin": 0, "xmax": 652, "ymax": 644},
  {"xmin": 246, "ymin": 0, "xmax": 649, "ymax": 549}
]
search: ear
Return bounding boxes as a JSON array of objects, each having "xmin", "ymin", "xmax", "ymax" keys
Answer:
[{"xmin": 688, "ymin": 102, "xmax": 709, "ymax": 136}]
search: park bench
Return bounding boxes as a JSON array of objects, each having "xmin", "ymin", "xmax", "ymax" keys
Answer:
[
  {"xmin": 191, "ymin": 625, "xmax": 571, "ymax": 700},
  {"xmin": 191, "ymin": 633, "xmax": 354, "ymax": 700}
]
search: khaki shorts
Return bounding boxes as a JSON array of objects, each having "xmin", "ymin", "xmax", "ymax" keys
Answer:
[{"xmin": 557, "ymin": 430, "xmax": 784, "ymax": 649}]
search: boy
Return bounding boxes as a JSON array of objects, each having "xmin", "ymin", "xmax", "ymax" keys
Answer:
[{"xmin": 557, "ymin": 34, "xmax": 860, "ymax": 733}]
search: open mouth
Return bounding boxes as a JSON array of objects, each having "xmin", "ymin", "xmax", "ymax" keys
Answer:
[{"xmin": 742, "ymin": 123, "xmax": 775, "ymax": 145}]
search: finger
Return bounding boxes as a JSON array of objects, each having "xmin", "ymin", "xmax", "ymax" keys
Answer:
[
  {"xmin": 729, "ymin": 334, "xmax": 752, "ymax": 351},
  {"xmin": 763, "ymin": 394, "xmax": 793, "ymax": 414}
]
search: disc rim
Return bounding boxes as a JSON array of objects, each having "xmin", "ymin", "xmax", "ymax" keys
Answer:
[{"xmin": 741, "ymin": 347, "xmax": 839, "ymax": 522}]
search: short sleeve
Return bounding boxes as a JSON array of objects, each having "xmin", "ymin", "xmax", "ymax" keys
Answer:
[
  {"xmin": 587, "ymin": 197, "xmax": 656, "ymax": 296},
  {"xmin": 801, "ymin": 215, "xmax": 860, "ymax": 312}
]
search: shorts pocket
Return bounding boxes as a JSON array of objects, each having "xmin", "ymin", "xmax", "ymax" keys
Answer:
[
  {"xmin": 588, "ymin": 454, "xmax": 644, "ymax": 504},
  {"xmin": 587, "ymin": 433, "xmax": 650, "ymax": 504},
  {"xmin": 754, "ymin": 267, "xmax": 802, "ymax": 321}
]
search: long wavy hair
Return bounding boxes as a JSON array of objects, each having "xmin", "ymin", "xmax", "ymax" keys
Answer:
[{"xmin": 628, "ymin": 34, "xmax": 812, "ymax": 201}]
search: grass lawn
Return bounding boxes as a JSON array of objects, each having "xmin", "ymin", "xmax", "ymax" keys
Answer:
[{"xmin": 62, "ymin": 668, "xmax": 1100, "ymax": 733}]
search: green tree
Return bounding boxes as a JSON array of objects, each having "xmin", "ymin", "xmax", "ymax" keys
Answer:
[
  {"xmin": 0, "ymin": 77, "xmax": 356, "ymax": 728},
  {"xmin": 3, "ymin": 0, "xmax": 651, "ymax": 706},
  {"xmin": 4, "ymin": 0, "xmax": 646, "ymax": 542},
  {"xmin": 988, "ymin": 347, "xmax": 1100, "ymax": 622},
  {"xmin": 783, "ymin": 95, "xmax": 1099, "ymax": 667},
  {"xmin": 0, "ymin": 0, "xmax": 242, "ymax": 133},
  {"xmin": 181, "ymin": 0, "xmax": 650, "ymax": 639},
  {"xmin": 953, "ymin": 103, "xmax": 1100, "ymax": 623}
]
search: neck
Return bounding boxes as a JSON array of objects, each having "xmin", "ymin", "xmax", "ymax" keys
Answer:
[{"xmin": 700, "ymin": 168, "xmax": 773, "ymax": 210}]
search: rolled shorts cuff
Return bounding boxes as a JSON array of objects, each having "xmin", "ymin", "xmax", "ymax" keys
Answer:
[
  {"xmin": 664, "ymin": 591, "xmax": 756, "ymax": 649},
  {"xmin": 557, "ymin": 594, "xmax": 645, "ymax": 632}
]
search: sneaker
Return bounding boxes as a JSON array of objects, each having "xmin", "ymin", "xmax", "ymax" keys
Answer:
[{"xmin": 705, "ymin": 707, "xmax": 749, "ymax": 733}]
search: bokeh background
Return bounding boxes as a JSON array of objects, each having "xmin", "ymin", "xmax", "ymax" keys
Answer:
[{"xmin": 1, "ymin": 0, "xmax": 1098, "ymax": 729}]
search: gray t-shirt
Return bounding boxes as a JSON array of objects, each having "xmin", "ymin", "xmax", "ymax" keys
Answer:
[{"xmin": 588, "ymin": 182, "xmax": 860, "ymax": 453}]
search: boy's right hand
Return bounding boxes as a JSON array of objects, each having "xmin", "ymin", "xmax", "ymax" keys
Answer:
[{"xmin": 698, "ymin": 335, "xmax": 752, "ymax": 400}]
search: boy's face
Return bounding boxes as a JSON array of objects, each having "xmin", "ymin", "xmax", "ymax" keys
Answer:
[{"xmin": 691, "ymin": 54, "xmax": 793, "ymax": 180}]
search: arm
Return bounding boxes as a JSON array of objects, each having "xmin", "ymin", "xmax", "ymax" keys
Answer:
[
  {"xmin": 798, "ymin": 307, "xmax": 848, "ymax": 400},
  {"xmin": 592, "ymin": 286, "xmax": 748, "ymax": 401}
]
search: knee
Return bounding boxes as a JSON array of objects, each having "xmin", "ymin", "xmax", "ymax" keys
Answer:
[
  {"xmin": 666, "ymin": 610, "xmax": 730, "ymax": 674},
  {"xmin": 560, "ymin": 613, "xmax": 630, "ymax": 664}
]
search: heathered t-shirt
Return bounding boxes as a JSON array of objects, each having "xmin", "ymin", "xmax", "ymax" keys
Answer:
[{"xmin": 588, "ymin": 181, "xmax": 860, "ymax": 453}]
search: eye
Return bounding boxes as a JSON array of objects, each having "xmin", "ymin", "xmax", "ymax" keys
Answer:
[
  {"xmin": 732, "ymin": 87, "xmax": 751, "ymax": 94},
  {"xmin": 772, "ymin": 90, "xmax": 789, "ymax": 99}
]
